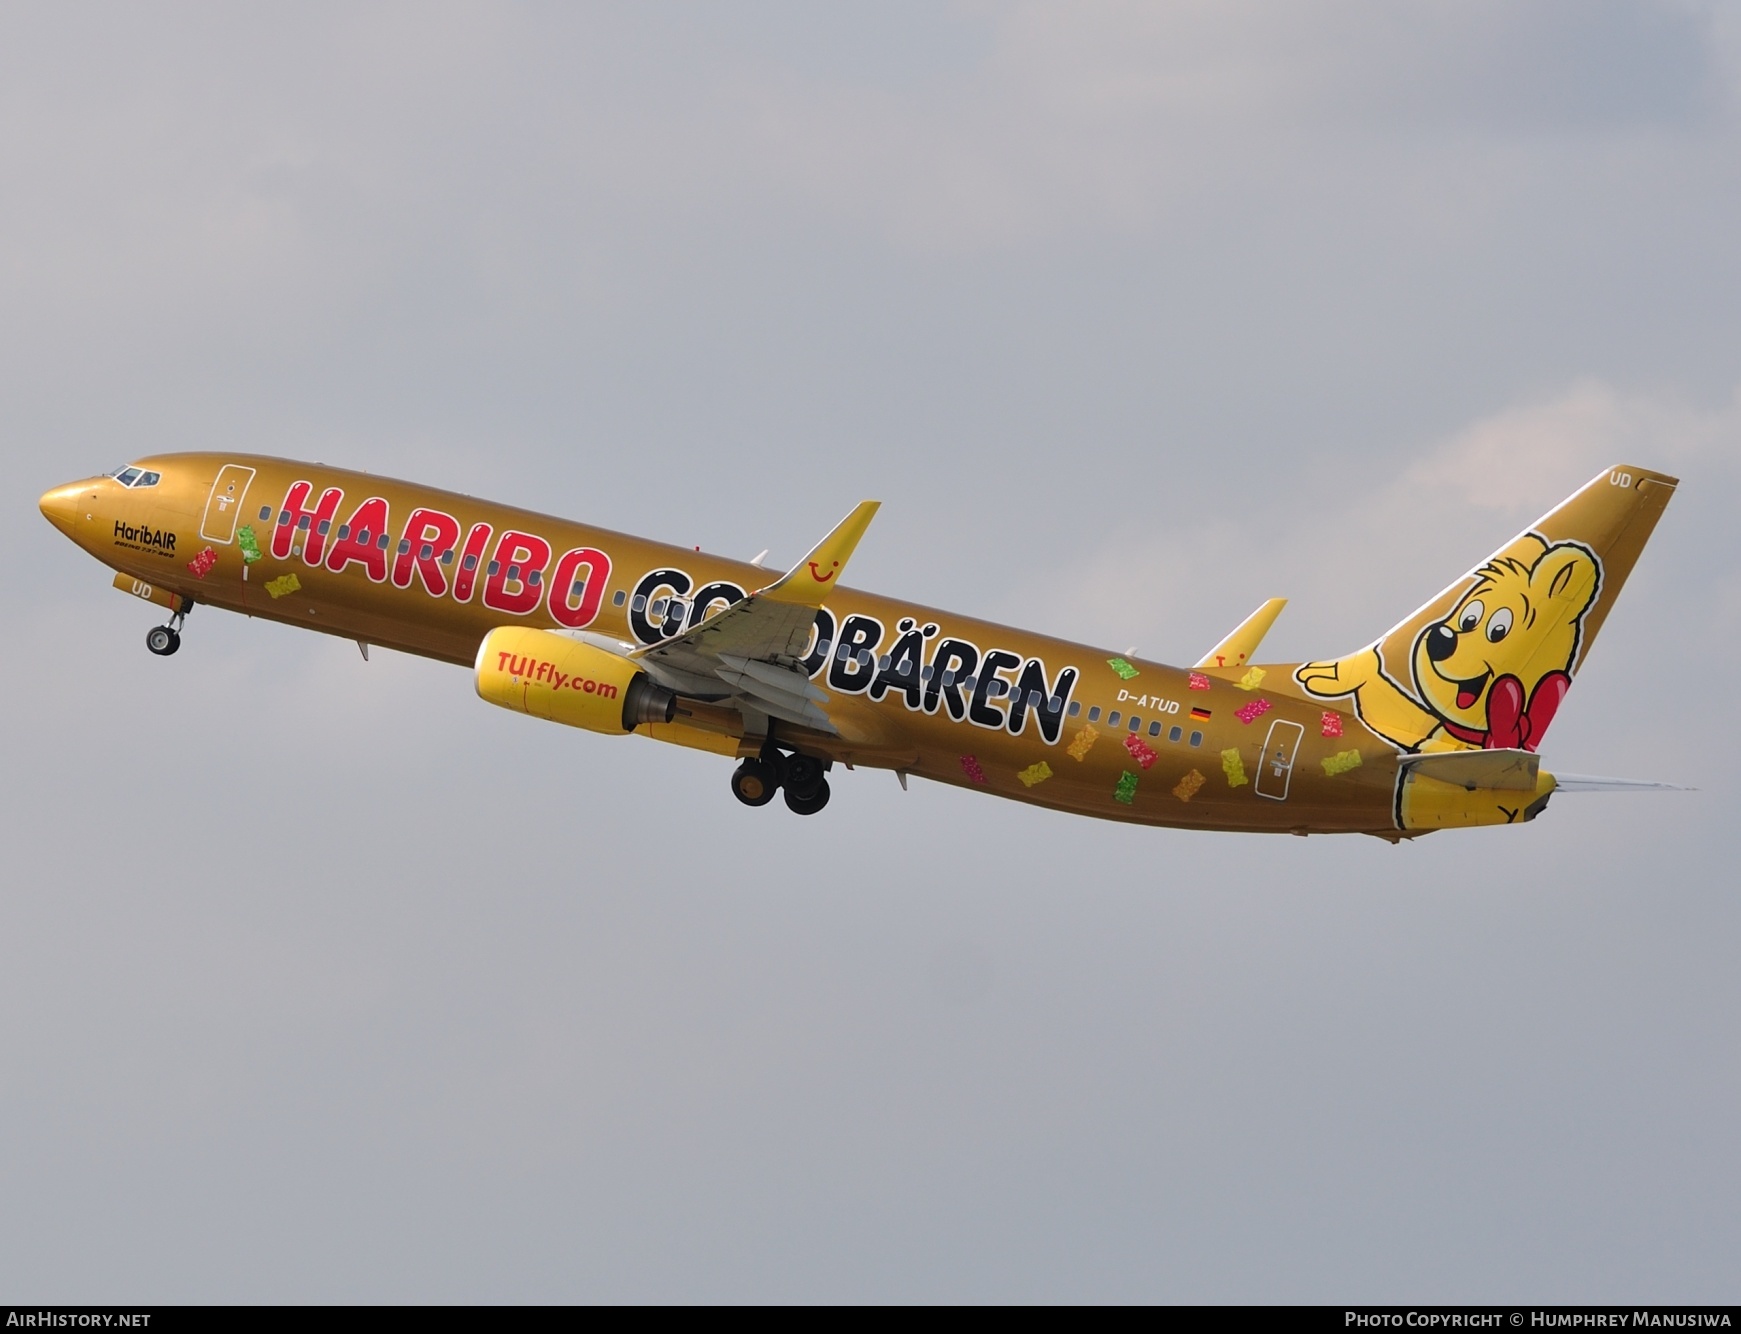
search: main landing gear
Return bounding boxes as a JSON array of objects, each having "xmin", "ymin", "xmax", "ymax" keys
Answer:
[
  {"xmin": 146, "ymin": 606, "xmax": 190, "ymax": 657},
  {"xmin": 731, "ymin": 748, "xmax": 832, "ymax": 815}
]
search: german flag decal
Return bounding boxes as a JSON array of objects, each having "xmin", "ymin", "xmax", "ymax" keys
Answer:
[{"xmin": 1190, "ymin": 706, "xmax": 1212, "ymax": 721}]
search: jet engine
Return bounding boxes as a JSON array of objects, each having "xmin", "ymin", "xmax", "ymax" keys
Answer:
[{"xmin": 475, "ymin": 625, "xmax": 676, "ymax": 734}]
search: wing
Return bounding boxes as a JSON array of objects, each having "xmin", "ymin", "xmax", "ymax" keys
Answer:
[
  {"xmin": 1196, "ymin": 598, "xmax": 1287, "ymax": 670},
  {"xmin": 628, "ymin": 500, "xmax": 881, "ymax": 735}
]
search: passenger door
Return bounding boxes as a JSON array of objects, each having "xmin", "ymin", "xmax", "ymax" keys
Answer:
[
  {"xmin": 1254, "ymin": 719, "xmax": 1305, "ymax": 801},
  {"xmin": 200, "ymin": 464, "xmax": 256, "ymax": 545}
]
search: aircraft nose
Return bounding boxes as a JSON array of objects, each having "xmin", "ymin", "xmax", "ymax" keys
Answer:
[{"xmin": 39, "ymin": 483, "xmax": 81, "ymax": 538}]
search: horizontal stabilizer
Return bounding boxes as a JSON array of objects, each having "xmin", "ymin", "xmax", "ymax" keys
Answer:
[
  {"xmin": 1548, "ymin": 773, "xmax": 1691, "ymax": 793},
  {"xmin": 1400, "ymin": 748, "xmax": 1539, "ymax": 791},
  {"xmin": 1197, "ymin": 598, "xmax": 1286, "ymax": 670}
]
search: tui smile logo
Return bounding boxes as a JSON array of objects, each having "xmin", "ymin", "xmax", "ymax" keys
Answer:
[{"xmin": 808, "ymin": 559, "xmax": 839, "ymax": 583}]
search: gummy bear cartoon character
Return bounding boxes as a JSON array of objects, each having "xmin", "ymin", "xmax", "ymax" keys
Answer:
[{"xmin": 1296, "ymin": 534, "xmax": 1600, "ymax": 754}]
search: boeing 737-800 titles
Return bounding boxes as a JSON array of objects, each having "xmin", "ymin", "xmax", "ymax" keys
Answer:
[{"xmin": 39, "ymin": 457, "xmax": 1678, "ymax": 837}]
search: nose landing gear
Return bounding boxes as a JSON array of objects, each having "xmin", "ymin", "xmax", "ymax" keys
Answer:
[
  {"xmin": 730, "ymin": 748, "xmax": 833, "ymax": 815},
  {"xmin": 146, "ymin": 605, "xmax": 190, "ymax": 657}
]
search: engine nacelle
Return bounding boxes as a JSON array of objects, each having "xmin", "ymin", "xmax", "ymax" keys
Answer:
[{"xmin": 475, "ymin": 626, "xmax": 676, "ymax": 734}]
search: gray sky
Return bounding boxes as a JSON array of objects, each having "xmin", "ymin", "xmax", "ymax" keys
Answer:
[{"xmin": 3, "ymin": 1, "xmax": 1737, "ymax": 1301}]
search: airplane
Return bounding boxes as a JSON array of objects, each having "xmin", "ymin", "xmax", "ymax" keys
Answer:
[{"xmin": 38, "ymin": 456, "xmax": 1679, "ymax": 838}]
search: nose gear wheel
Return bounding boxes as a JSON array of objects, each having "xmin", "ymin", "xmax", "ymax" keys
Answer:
[{"xmin": 145, "ymin": 603, "xmax": 191, "ymax": 657}]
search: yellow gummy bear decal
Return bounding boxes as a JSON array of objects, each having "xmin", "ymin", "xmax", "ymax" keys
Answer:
[
  {"xmin": 265, "ymin": 573, "xmax": 302, "ymax": 599},
  {"xmin": 1220, "ymin": 748, "xmax": 1248, "ymax": 787},
  {"xmin": 1321, "ymin": 749, "xmax": 1363, "ymax": 776},
  {"xmin": 1067, "ymin": 725, "xmax": 1099, "ymax": 761},
  {"xmin": 1173, "ymin": 769, "xmax": 1206, "ymax": 802},
  {"xmin": 1236, "ymin": 666, "xmax": 1266, "ymax": 691},
  {"xmin": 1017, "ymin": 761, "xmax": 1053, "ymax": 788}
]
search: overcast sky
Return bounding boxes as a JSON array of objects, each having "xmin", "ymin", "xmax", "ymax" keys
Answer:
[{"xmin": 3, "ymin": 1, "xmax": 1737, "ymax": 1302}]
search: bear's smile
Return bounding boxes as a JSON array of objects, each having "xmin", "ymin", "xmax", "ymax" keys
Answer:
[{"xmin": 1453, "ymin": 670, "xmax": 1491, "ymax": 710}]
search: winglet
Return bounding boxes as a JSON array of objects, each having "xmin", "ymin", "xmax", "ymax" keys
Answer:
[
  {"xmin": 761, "ymin": 500, "xmax": 880, "ymax": 607},
  {"xmin": 1196, "ymin": 598, "xmax": 1287, "ymax": 670}
]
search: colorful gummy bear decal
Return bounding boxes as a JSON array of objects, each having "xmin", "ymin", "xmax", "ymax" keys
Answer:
[
  {"xmin": 960, "ymin": 754, "xmax": 986, "ymax": 784},
  {"xmin": 1067, "ymin": 725, "xmax": 1100, "ymax": 761},
  {"xmin": 186, "ymin": 546, "xmax": 218, "ymax": 579},
  {"xmin": 1320, "ymin": 710, "xmax": 1343, "ymax": 739},
  {"xmin": 1122, "ymin": 734, "xmax": 1157, "ymax": 770},
  {"xmin": 1235, "ymin": 698, "xmax": 1271, "ymax": 725},
  {"xmin": 1172, "ymin": 769, "xmax": 1206, "ymax": 803},
  {"xmin": 1321, "ymin": 750, "xmax": 1363, "ymax": 777},
  {"xmin": 1188, "ymin": 671, "xmax": 1211, "ymax": 691},
  {"xmin": 1220, "ymin": 748, "xmax": 1248, "ymax": 787},
  {"xmin": 1107, "ymin": 657, "xmax": 1140, "ymax": 680},
  {"xmin": 265, "ymin": 572, "xmax": 302, "ymax": 599},
  {"xmin": 1236, "ymin": 666, "xmax": 1266, "ymax": 691},
  {"xmin": 1017, "ymin": 761, "xmax": 1053, "ymax": 788},
  {"xmin": 1113, "ymin": 770, "xmax": 1140, "ymax": 805},
  {"xmin": 235, "ymin": 524, "xmax": 263, "ymax": 565}
]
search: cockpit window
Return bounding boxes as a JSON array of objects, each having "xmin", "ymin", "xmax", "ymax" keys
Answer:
[
  {"xmin": 108, "ymin": 467, "xmax": 162, "ymax": 488},
  {"xmin": 135, "ymin": 471, "xmax": 160, "ymax": 487},
  {"xmin": 115, "ymin": 468, "xmax": 142, "ymax": 486}
]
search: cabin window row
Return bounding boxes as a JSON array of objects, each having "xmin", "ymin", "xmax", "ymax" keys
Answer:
[{"xmin": 248, "ymin": 516, "xmax": 1203, "ymax": 740}]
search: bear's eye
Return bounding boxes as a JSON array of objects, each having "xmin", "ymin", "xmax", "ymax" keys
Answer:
[
  {"xmin": 1457, "ymin": 600, "xmax": 1485, "ymax": 633},
  {"xmin": 1486, "ymin": 607, "xmax": 1514, "ymax": 642}
]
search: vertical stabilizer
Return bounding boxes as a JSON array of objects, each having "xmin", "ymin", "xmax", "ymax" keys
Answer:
[{"xmin": 1295, "ymin": 465, "xmax": 1676, "ymax": 753}]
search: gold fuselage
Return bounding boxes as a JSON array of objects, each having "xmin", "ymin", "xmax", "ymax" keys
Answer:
[{"xmin": 42, "ymin": 453, "xmax": 1410, "ymax": 834}]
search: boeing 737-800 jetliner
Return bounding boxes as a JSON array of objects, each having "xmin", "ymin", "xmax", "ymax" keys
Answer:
[{"xmin": 39, "ymin": 457, "xmax": 1677, "ymax": 837}]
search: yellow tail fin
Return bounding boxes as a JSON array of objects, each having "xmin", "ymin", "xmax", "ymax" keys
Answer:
[{"xmin": 1295, "ymin": 464, "xmax": 1677, "ymax": 753}]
